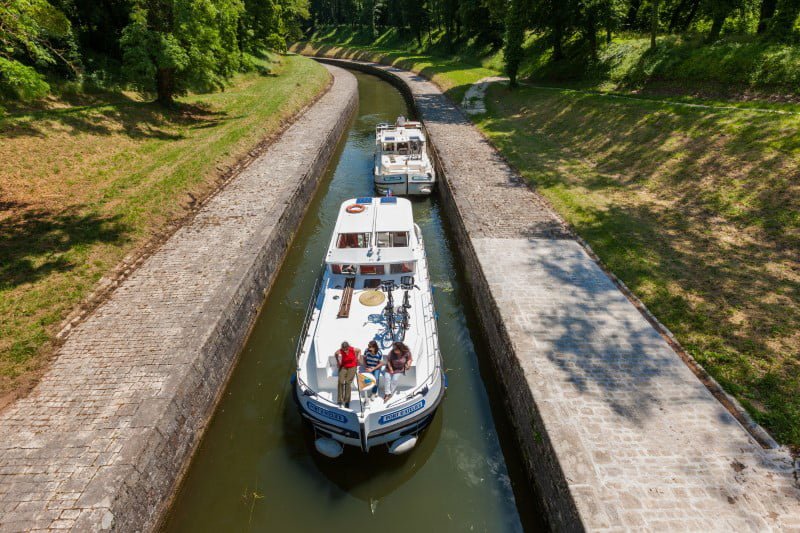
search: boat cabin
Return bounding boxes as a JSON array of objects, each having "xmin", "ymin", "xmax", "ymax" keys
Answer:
[{"xmin": 325, "ymin": 196, "xmax": 419, "ymax": 286}]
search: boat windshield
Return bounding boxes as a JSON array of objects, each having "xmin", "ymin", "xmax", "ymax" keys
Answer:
[
  {"xmin": 337, "ymin": 232, "xmax": 370, "ymax": 248},
  {"xmin": 376, "ymin": 231, "xmax": 409, "ymax": 248},
  {"xmin": 390, "ymin": 262, "xmax": 415, "ymax": 274}
]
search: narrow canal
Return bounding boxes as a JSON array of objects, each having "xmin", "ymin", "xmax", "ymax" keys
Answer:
[{"xmin": 163, "ymin": 70, "xmax": 545, "ymax": 532}]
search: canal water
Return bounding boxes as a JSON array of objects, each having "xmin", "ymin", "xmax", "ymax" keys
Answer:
[{"xmin": 163, "ymin": 70, "xmax": 545, "ymax": 532}]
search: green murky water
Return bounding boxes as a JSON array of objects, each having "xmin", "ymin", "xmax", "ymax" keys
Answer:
[{"xmin": 163, "ymin": 70, "xmax": 546, "ymax": 533}]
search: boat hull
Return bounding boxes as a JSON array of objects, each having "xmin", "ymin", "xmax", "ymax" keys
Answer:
[
  {"xmin": 293, "ymin": 370, "xmax": 446, "ymax": 453},
  {"xmin": 374, "ymin": 175, "xmax": 435, "ymax": 196}
]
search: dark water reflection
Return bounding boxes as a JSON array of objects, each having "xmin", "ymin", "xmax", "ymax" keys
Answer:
[{"xmin": 163, "ymin": 70, "xmax": 546, "ymax": 533}]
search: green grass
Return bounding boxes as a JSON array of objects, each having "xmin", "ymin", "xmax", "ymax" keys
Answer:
[
  {"xmin": 294, "ymin": 26, "xmax": 499, "ymax": 103},
  {"xmin": 300, "ymin": 26, "xmax": 800, "ymax": 101},
  {"xmin": 478, "ymin": 86, "xmax": 799, "ymax": 446},
  {"xmin": 295, "ymin": 29, "xmax": 800, "ymax": 447},
  {"xmin": 0, "ymin": 54, "xmax": 330, "ymax": 395}
]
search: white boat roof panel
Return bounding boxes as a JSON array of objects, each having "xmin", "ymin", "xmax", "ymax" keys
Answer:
[
  {"xmin": 379, "ymin": 128, "xmax": 426, "ymax": 143},
  {"xmin": 375, "ymin": 197, "xmax": 413, "ymax": 231},
  {"xmin": 326, "ymin": 197, "xmax": 416, "ymax": 264}
]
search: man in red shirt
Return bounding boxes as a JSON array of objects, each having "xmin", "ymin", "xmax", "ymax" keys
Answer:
[{"xmin": 336, "ymin": 341, "xmax": 361, "ymax": 408}]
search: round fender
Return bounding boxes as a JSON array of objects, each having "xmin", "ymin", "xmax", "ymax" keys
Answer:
[
  {"xmin": 388, "ymin": 435, "xmax": 418, "ymax": 455},
  {"xmin": 315, "ymin": 437, "xmax": 344, "ymax": 458}
]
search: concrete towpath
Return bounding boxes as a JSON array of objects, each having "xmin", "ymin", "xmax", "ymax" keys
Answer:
[
  {"xmin": 0, "ymin": 64, "xmax": 357, "ymax": 532},
  {"xmin": 312, "ymin": 56, "xmax": 800, "ymax": 531}
]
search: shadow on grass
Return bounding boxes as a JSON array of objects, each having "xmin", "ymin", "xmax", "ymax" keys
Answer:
[
  {"xmin": 480, "ymin": 84, "xmax": 800, "ymax": 444},
  {"xmin": 0, "ymin": 203, "xmax": 130, "ymax": 290},
  {"xmin": 0, "ymin": 93, "xmax": 228, "ymax": 141}
]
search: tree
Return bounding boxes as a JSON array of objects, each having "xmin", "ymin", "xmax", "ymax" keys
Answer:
[
  {"xmin": 650, "ymin": 0, "xmax": 659, "ymax": 48},
  {"xmin": 757, "ymin": 0, "xmax": 777, "ymax": 33},
  {"xmin": 767, "ymin": 0, "xmax": 800, "ymax": 39},
  {"xmin": 120, "ymin": 0, "xmax": 244, "ymax": 105},
  {"xmin": 504, "ymin": 0, "xmax": 526, "ymax": 86},
  {"xmin": 704, "ymin": 0, "xmax": 740, "ymax": 41},
  {"xmin": 0, "ymin": 0, "xmax": 76, "ymax": 99}
]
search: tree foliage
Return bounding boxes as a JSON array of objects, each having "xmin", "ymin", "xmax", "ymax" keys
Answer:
[
  {"xmin": 306, "ymin": 0, "xmax": 800, "ymax": 83},
  {"xmin": 1, "ymin": 0, "xmax": 309, "ymax": 104},
  {"xmin": 0, "ymin": 0, "xmax": 75, "ymax": 99}
]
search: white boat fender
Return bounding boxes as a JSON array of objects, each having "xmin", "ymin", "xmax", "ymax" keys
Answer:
[
  {"xmin": 315, "ymin": 437, "xmax": 344, "ymax": 458},
  {"xmin": 388, "ymin": 435, "xmax": 418, "ymax": 455}
]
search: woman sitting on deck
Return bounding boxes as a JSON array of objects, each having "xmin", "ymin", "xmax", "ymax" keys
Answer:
[
  {"xmin": 383, "ymin": 342, "xmax": 412, "ymax": 401},
  {"xmin": 361, "ymin": 340, "xmax": 385, "ymax": 398}
]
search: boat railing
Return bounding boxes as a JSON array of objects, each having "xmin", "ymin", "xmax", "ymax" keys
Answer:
[
  {"xmin": 294, "ymin": 269, "xmax": 343, "ymax": 407},
  {"xmin": 388, "ymin": 250, "xmax": 442, "ymax": 407}
]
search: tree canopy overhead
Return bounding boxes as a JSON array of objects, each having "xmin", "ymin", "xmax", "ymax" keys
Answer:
[
  {"xmin": 1, "ymin": 0, "xmax": 310, "ymax": 104},
  {"xmin": 305, "ymin": 0, "xmax": 800, "ymax": 84}
]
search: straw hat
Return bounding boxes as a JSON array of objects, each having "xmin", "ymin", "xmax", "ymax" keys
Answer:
[{"xmin": 358, "ymin": 290, "xmax": 385, "ymax": 306}]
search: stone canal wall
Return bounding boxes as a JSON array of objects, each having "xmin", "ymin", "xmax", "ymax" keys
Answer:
[
  {"xmin": 307, "ymin": 55, "xmax": 800, "ymax": 532},
  {"xmin": 0, "ymin": 65, "xmax": 357, "ymax": 532}
]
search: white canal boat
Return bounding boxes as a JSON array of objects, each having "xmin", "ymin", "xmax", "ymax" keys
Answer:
[
  {"xmin": 374, "ymin": 117, "xmax": 436, "ymax": 195},
  {"xmin": 293, "ymin": 197, "xmax": 445, "ymax": 457}
]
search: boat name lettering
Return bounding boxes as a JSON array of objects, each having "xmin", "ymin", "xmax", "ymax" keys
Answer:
[
  {"xmin": 307, "ymin": 401, "xmax": 347, "ymax": 423},
  {"xmin": 378, "ymin": 400, "xmax": 426, "ymax": 425}
]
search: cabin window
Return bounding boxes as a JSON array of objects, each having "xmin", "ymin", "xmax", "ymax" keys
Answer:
[
  {"xmin": 390, "ymin": 262, "xmax": 415, "ymax": 274},
  {"xmin": 331, "ymin": 264, "xmax": 357, "ymax": 275},
  {"xmin": 337, "ymin": 232, "xmax": 370, "ymax": 248},
  {"xmin": 377, "ymin": 231, "xmax": 409, "ymax": 248},
  {"xmin": 397, "ymin": 142, "xmax": 409, "ymax": 155},
  {"xmin": 363, "ymin": 278, "xmax": 381, "ymax": 289},
  {"xmin": 359, "ymin": 265, "xmax": 385, "ymax": 275},
  {"xmin": 382, "ymin": 142, "xmax": 395, "ymax": 152}
]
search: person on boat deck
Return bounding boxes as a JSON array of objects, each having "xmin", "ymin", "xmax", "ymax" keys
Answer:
[
  {"xmin": 360, "ymin": 340, "xmax": 385, "ymax": 397},
  {"xmin": 383, "ymin": 342, "xmax": 412, "ymax": 401},
  {"xmin": 336, "ymin": 341, "xmax": 361, "ymax": 408}
]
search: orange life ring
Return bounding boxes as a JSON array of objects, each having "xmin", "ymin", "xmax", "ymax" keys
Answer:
[{"xmin": 346, "ymin": 204, "xmax": 365, "ymax": 214}]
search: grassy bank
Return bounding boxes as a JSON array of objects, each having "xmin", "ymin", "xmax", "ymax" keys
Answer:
[
  {"xmin": 296, "ymin": 36, "xmax": 799, "ymax": 446},
  {"xmin": 301, "ymin": 26, "xmax": 800, "ymax": 100},
  {"xmin": 0, "ymin": 54, "xmax": 330, "ymax": 399}
]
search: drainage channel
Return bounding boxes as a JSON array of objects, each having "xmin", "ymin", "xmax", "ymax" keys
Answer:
[{"xmin": 162, "ymin": 70, "xmax": 547, "ymax": 532}]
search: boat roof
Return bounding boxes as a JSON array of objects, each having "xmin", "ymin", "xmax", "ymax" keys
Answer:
[
  {"xmin": 378, "ymin": 127, "xmax": 426, "ymax": 143},
  {"xmin": 326, "ymin": 197, "xmax": 416, "ymax": 264}
]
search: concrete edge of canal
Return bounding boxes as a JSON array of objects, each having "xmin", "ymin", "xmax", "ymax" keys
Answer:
[
  {"xmin": 306, "ymin": 55, "xmax": 800, "ymax": 532},
  {"xmin": 0, "ymin": 64, "xmax": 357, "ymax": 532}
]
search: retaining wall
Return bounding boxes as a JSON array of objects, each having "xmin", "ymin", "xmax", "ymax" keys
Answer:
[
  {"xmin": 0, "ymin": 65, "xmax": 358, "ymax": 532},
  {"xmin": 307, "ymin": 55, "xmax": 800, "ymax": 532}
]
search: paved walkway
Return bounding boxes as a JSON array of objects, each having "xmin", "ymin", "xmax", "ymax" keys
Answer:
[
  {"xmin": 0, "ymin": 65, "xmax": 357, "ymax": 532},
  {"xmin": 461, "ymin": 76, "xmax": 507, "ymax": 115},
  {"xmin": 314, "ymin": 57, "xmax": 800, "ymax": 531}
]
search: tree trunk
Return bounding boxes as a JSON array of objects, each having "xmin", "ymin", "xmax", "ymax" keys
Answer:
[
  {"xmin": 679, "ymin": 0, "xmax": 701, "ymax": 31},
  {"xmin": 768, "ymin": 0, "xmax": 800, "ymax": 39},
  {"xmin": 650, "ymin": 0, "xmax": 659, "ymax": 49},
  {"xmin": 553, "ymin": 20, "xmax": 564, "ymax": 60},
  {"xmin": 707, "ymin": 13, "xmax": 725, "ymax": 42},
  {"xmin": 588, "ymin": 14, "xmax": 598, "ymax": 61},
  {"xmin": 606, "ymin": 27, "xmax": 612, "ymax": 44},
  {"xmin": 668, "ymin": 0, "xmax": 690, "ymax": 31},
  {"xmin": 156, "ymin": 67, "xmax": 175, "ymax": 106},
  {"xmin": 625, "ymin": 0, "xmax": 642, "ymax": 29},
  {"xmin": 758, "ymin": 0, "xmax": 778, "ymax": 33}
]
